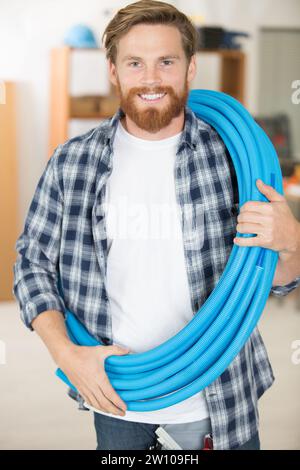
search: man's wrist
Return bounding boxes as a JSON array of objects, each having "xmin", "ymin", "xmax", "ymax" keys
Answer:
[
  {"xmin": 288, "ymin": 220, "xmax": 300, "ymax": 254},
  {"xmin": 275, "ymin": 221, "xmax": 300, "ymax": 284},
  {"xmin": 279, "ymin": 221, "xmax": 300, "ymax": 259},
  {"xmin": 52, "ymin": 338, "xmax": 78, "ymax": 368}
]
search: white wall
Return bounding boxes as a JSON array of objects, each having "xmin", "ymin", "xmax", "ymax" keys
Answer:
[{"xmin": 1, "ymin": 0, "xmax": 300, "ymax": 226}]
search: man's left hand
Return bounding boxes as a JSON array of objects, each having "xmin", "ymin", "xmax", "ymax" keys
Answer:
[{"xmin": 233, "ymin": 179, "xmax": 300, "ymax": 256}]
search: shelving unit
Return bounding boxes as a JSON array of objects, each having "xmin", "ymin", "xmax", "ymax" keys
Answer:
[{"xmin": 49, "ymin": 46, "xmax": 246, "ymax": 157}]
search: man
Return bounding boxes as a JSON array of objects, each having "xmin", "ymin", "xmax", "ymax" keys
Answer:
[{"xmin": 13, "ymin": 0, "xmax": 300, "ymax": 450}]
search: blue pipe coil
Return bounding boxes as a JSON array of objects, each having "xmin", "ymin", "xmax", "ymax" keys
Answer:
[{"xmin": 55, "ymin": 89, "xmax": 283, "ymax": 411}]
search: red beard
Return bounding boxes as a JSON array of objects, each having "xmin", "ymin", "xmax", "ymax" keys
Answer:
[{"xmin": 115, "ymin": 78, "xmax": 189, "ymax": 133}]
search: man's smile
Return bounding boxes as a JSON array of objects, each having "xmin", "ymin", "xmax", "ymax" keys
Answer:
[{"xmin": 138, "ymin": 92, "xmax": 167, "ymax": 103}]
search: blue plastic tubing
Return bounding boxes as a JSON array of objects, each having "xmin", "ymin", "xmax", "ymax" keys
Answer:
[{"xmin": 55, "ymin": 89, "xmax": 283, "ymax": 411}]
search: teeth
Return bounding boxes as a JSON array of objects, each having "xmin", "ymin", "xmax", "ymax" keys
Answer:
[{"xmin": 139, "ymin": 93, "xmax": 165, "ymax": 101}]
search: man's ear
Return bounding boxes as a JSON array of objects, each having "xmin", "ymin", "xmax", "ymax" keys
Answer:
[
  {"xmin": 108, "ymin": 59, "xmax": 118, "ymax": 87},
  {"xmin": 186, "ymin": 54, "xmax": 196, "ymax": 84}
]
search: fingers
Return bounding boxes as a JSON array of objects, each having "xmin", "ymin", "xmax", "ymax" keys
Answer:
[
  {"xmin": 99, "ymin": 344, "xmax": 130, "ymax": 410},
  {"xmin": 233, "ymin": 235, "xmax": 261, "ymax": 247},
  {"xmin": 98, "ymin": 371, "xmax": 127, "ymax": 412},
  {"xmin": 240, "ymin": 201, "xmax": 273, "ymax": 214},
  {"xmin": 79, "ymin": 387, "xmax": 98, "ymax": 410},
  {"xmin": 236, "ymin": 223, "xmax": 264, "ymax": 235},
  {"xmin": 102, "ymin": 344, "xmax": 131, "ymax": 359},
  {"xmin": 74, "ymin": 344, "xmax": 131, "ymax": 416},
  {"xmin": 237, "ymin": 212, "xmax": 269, "ymax": 225},
  {"xmin": 92, "ymin": 344, "xmax": 130, "ymax": 415},
  {"xmin": 98, "ymin": 345, "xmax": 129, "ymax": 412},
  {"xmin": 82, "ymin": 385, "xmax": 126, "ymax": 416},
  {"xmin": 97, "ymin": 384, "xmax": 126, "ymax": 416}
]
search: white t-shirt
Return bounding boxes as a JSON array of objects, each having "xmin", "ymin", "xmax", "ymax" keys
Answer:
[{"xmin": 87, "ymin": 120, "xmax": 209, "ymax": 423}]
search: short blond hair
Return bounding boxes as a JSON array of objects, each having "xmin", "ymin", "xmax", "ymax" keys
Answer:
[{"xmin": 102, "ymin": 0, "xmax": 198, "ymax": 64}]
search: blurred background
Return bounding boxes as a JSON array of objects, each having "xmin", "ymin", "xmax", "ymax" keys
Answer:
[{"xmin": 0, "ymin": 0, "xmax": 299, "ymax": 450}]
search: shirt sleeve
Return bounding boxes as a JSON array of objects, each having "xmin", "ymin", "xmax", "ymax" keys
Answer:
[
  {"xmin": 270, "ymin": 276, "xmax": 300, "ymax": 296},
  {"xmin": 12, "ymin": 146, "xmax": 66, "ymax": 330}
]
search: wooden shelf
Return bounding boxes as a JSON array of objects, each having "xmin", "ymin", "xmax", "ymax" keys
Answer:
[
  {"xmin": 49, "ymin": 46, "xmax": 246, "ymax": 157},
  {"xmin": 0, "ymin": 82, "xmax": 18, "ymax": 300}
]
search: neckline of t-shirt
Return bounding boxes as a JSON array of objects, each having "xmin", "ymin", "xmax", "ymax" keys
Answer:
[{"xmin": 116, "ymin": 120, "xmax": 183, "ymax": 149}]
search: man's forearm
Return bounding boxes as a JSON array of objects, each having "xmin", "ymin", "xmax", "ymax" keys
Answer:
[{"xmin": 31, "ymin": 310, "xmax": 75, "ymax": 367}]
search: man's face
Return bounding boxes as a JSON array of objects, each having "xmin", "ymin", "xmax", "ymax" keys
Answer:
[{"xmin": 108, "ymin": 23, "xmax": 196, "ymax": 133}]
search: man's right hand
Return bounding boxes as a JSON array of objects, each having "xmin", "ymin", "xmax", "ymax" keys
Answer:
[{"xmin": 57, "ymin": 344, "xmax": 130, "ymax": 416}]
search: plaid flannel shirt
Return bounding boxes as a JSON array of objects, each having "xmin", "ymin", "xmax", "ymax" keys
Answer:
[{"xmin": 13, "ymin": 105, "xmax": 300, "ymax": 449}]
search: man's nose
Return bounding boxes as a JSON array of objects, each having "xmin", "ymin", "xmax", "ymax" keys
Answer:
[{"xmin": 140, "ymin": 65, "xmax": 162, "ymax": 87}]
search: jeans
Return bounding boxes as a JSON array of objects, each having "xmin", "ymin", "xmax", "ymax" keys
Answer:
[{"xmin": 93, "ymin": 412, "xmax": 260, "ymax": 450}]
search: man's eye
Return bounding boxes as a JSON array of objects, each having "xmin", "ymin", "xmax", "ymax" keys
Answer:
[{"xmin": 128, "ymin": 60, "xmax": 173, "ymax": 67}]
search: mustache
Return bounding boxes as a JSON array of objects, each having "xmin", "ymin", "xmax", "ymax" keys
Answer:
[{"xmin": 127, "ymin": 86, "xmax": 174, "ymax": 95}]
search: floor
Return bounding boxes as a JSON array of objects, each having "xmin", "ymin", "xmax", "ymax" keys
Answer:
[{"xmin": 0, "ymin": 292, "xmax": 299, "ymax": 450}]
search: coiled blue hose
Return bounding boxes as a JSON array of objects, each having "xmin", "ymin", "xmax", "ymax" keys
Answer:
[{"xmin": 55, "ymin": 89, "xmax": 283, "ymax": 411}]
